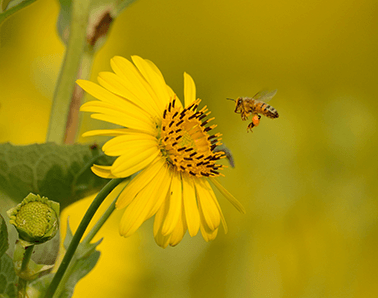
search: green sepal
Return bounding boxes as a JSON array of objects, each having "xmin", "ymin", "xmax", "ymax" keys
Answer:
[{"xmin": 13, "ymin": 242, "xmax": 54, "ymax": 281}]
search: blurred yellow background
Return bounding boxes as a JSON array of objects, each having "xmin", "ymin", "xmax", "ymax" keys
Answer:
[{"xmin": 1, "ymin": 0, "xmax": 378, "ymax": 297}]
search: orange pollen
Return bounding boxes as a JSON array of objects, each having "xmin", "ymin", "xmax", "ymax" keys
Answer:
[{"xmin": 159, "ymin": 98, "xmax": 225, "ymax": 177}]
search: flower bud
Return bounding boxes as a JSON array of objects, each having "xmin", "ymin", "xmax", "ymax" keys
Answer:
[{"xmin": 7, "ymin": 193, "xmax": 59, "ymax": 245}]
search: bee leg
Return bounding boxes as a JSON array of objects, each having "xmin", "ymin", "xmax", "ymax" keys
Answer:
[
  {"xmin": 247, "ymin": 114, "xmax": 261, "ymax": 133},
  {"xmin": 247, "ymin": 122, "xmax": 255, "ymax": 133}
]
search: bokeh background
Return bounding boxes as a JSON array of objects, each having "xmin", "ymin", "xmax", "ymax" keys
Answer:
[{"xmin": 1, "ymin": 0, "xmax": 378, "ymax": 297}]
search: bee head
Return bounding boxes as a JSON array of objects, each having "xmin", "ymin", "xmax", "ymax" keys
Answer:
[
  {"xmin": 234, "ymin": 97, "xmax": 244, "ymax": 114},
  {"xmin": 227, "ymin": 97, "xmax": 243, "ymax": 113}
]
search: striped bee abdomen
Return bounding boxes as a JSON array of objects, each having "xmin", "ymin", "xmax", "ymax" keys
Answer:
[{"xmin": 255, "ymin": 101, "xmax": 279, "ymax": 119}]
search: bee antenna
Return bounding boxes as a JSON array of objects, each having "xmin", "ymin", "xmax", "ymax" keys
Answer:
[{"xmin": 226, "ymin": 98, "xmax": 235, "ymax": 102}]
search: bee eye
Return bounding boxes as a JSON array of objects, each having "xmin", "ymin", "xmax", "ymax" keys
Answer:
[{"xmin": 237, "ymin": 99, "xmax": 242, "ymax": 104}]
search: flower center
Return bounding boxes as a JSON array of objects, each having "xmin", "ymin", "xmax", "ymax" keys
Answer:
[{"xmin": 159, "ymin": 98, "xmax": 225, "ymax": 177}]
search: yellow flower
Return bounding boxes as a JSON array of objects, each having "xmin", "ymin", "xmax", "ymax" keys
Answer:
[{"xmin": 78, "ymin": 56, "xmax": 245, "ymax": 248}]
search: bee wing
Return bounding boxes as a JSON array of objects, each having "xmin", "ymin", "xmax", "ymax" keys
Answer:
[{"xmin": 252, "ymin": 89, "xmax": 277, "ymax": 102}]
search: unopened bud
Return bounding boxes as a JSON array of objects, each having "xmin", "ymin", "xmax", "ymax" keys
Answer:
[{"xmin": 7, "ymin": 193, "xmax": 59, "ymax": 245}]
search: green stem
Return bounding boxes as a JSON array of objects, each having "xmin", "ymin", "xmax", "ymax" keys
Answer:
[
  {"xmin": 82, "ymin": 196, "xmax": 116, "ymax": 244},
  {"xmin": 83, "ymin": 179, "xmax": 129, "ymax": 244},
  {"xmin": 44, "ymin": 178, "xmax": 124, "ymax": 298},
  {"xmin": 53, "ymin": 178, "xmax": 127, "ymax": 297},
  {"xmin": 46, "ymin": 0, "xmax": 91, "ymax": 144},
  {"xmin": 20, "ymin": 245, "xmax": 34, "ymax": 271},
  {"xmin": 18, "ymin": 245, "xmax": 34, "ymax": 298}
]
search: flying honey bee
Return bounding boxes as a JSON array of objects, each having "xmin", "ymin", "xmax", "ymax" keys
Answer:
[{"xmin": 227, "ymin": 90, "xmax": 279, "ymax": 132}]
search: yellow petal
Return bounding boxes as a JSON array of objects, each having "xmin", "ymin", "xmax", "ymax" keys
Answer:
[
  {"xmin": 119, "ymin": 162, "xmax": 168, "ymax": 237},
  {"xmin": 146, "ymin": 164, "xmax": 172, "ymax": 218},
  {"xmin": 110, "ymin": 56, "xmax": 163, "ymax": 116},
  {"xmin": 152, "ymin": 169, "xmax": 173, "ymax": 236},
  {"xmin": 131, "ymin": 55, "xmax": 170, "ymax": 111},
  {"xmin": 166, "ymin": 85, "xmax": 183, "ymax": 109},
  {"xmin": 97, "ymin": 71, "xmax": 161, "ymax": 118},
  {"xmin": 200, "ymin": 225, "xmax": 218, "ymax": 242},
  {"xmin": 168, "ymin": 209, "xmax": 187, "ymax": 247},
  {"xmin": 116, "ymin": 158, "xmax": 165, "ymax": 209},
  {"xmin": 203, "ymin": 179, "xmax": 228, "ymax": 234},
  {"xmin": 81, "ymin": 100, "xmax": 155, "ymax": 134},
  {"xmin": 184, "ymin": 72, "xmax": 196, "ymax": 108},
  {"xmin": 111, "ymin": 147, "xmax": 160, "ymax": 177},
  {"xmin": 154, "ymin": 231, "xmax": 171, "ymax": 249},
  {"xmin": 89, "ymin": 113, "xmax": 156, "ymax": 136},
  {"xmin": 81, "ymin": 99, "xmax": 151, "ymax": 122},
  {"xmin": 195, "ymin": 177, "xmax": 220, "ymax": 231},
  {"xmin": 82, "ymin": 128, "xmax": 131, "ymax": 137},
  {"xmin": 144, "ymin": 59, "xmax": 183, "ymax": 109},
  {"xmin": 102, "ymin": 134, "xmax": 157, "ymax": 156},
  {"xmin": 209, "ymin": 177, "xmax": 246, "ymax": 214},
  {"xmin": 154, "ymin": 198, "xmax": 171, "ymax": 248},
  {"xmin": 182, "ymin": 175, "xmax": 200, "ymax": 237},
  {"xmin": 161, "ymin": 171, "xmax": 182, "ymax": 236},
  {"xmin": 91, "ymin": 165, "xmax": 117, "ymax": 178},
  {"xmin": 144, "ymin": 58, "xmax": 165, "ymax": 79},
  {"xmin": 153, "ymin": 193, "xmax": 168, "ymax": 237},
  {"xmin": 78, "ymin": 79, "xmax": 153, "ymax": 119}
]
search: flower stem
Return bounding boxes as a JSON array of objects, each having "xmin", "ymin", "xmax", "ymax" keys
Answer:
[
  {"xmin": 83, "ymin": 179, "xmax": 129, "ymax": 244},
  {"xmin": 18, "ymin": 245, "xmax": 34, "ymax": 298},
  {"xmin": 20, "ymin": 245, "xmax": 34, "ymax": 271},
  {"xmin": 44, "ymin": 178, "xmax": 124, "ymax": 298},
  {"xmin": 46, "ymin": 0, "xmax": 91, "ymax": 144}
]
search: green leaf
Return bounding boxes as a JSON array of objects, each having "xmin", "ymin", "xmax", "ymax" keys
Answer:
[
  {"xmin": 0, "ymin": 0, "xmax": 37, "ymax": 26},
  {"xmin": 63, "ymin": 218, "xmax": 74, "ymax": 251},
  {"xmin": 58, "ymin": 250, "xmax": 100, "ymax": 298},
  {"xmin": 0, "ymin": 195, "xmax": 21, "ymax": 261},
  {"xmin": 0, "ymin": 253, "xmax": 17, "ymax": 298},
  {"xmin": 63, "ymin": 218, "xmax": 102, "ymax": 259},
  {"xmin": 25, "ymin": 273, "xmax": 53, "ymax": 298},
  {"xmin": 0, "ymin": 142, "xmax": 115, "ymax": 210},
  {"xmin": 29, "ymin": 251, "xmax": 100, "ymax": 298},
  {"xmin": 0, "ymin": 215, "xmax": 8, "ymax": 258}
]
